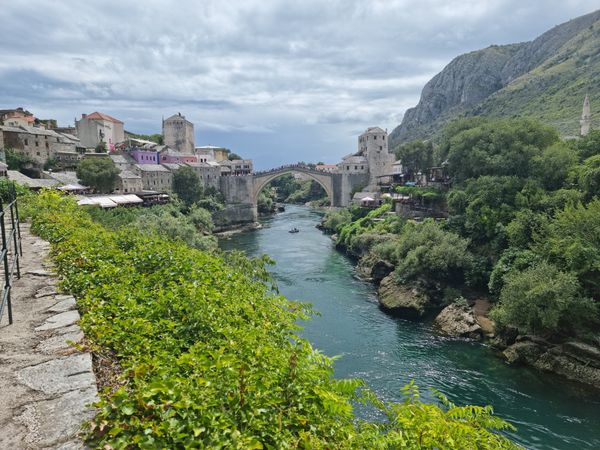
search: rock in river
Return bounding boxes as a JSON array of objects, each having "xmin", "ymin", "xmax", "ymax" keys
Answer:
[
  {"xmin": 434, "ymin": 303, "xmax": 483, "ymax": 340},
  {"xmin": 378, "ymin": 274, "xmax": 431, "ymax": 318}
]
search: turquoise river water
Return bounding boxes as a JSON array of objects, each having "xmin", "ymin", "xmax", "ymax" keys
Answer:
[{"xmin": 219, "ymin": 205, "xmax": 600, "ymax": 449}]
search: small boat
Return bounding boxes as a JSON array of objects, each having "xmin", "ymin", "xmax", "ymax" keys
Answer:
[{"xmin": 289, "ymin": 227, "xmax": 300, "ymax": 233}]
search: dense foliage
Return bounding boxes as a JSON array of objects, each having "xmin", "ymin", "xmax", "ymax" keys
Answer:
[
  {"xmin": 76, "ymin": 157, "xmax": 120, "ymax": 193},
  {"xmin": 323, "ymin": 117, "xmax": 600, "ymax": 338},
  {"xmin": 85, "ymin": 201, "xmax": 217, "ymax": 251},
  {"xmin": 127, "ymin": 132, "xmax": 164, "ymax": 144},
  {"xmin": 5, "ymin": 147, "xmax": 34, "ymax": 170},
  {"xmin": 172, "ymin": 166, "xmax": 204, "ymax": 207},
  {"xmin": 24, "ymin": 190, "xmax": 519, "ymax": 449},
  {"xmin": 265, "ymin": 174, "xmax": 329, "ymax": 206}
]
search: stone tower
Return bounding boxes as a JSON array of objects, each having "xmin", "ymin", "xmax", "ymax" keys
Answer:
[
  {"xmin": 358, "ymin": 127, "xmax": 395, "ymax": 189},
  {"xmin": 580, "ymin": 94, "xmax": 592, "ymax": 136},
  {"xmin": 163, "ymin": 113, "xmax": 195, "ymax": 154}
]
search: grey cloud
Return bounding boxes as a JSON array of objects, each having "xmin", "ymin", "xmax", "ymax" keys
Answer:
[{"xmin": 0, "ymin": 0, "xmax": 597, "ymax": 167}]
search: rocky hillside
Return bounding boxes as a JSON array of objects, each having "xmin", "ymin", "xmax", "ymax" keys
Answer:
[{"xmin": 390, "ymin": 9, "xmax": 600, "ymax": 147}]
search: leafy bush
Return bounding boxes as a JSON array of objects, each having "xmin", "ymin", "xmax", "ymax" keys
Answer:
[
  {"xmin": 570, "ymin": 154, "xmax": 600, "ymax": 201},
  {"xmin": 172, "ymin": 166, "xmax": 203, "ymax": 207},
  {"xmin": 537, "ymin": 199, "xmax": 600, "ymax": 295},
  {"xmin": 394, "ymin": 220, "xmax": 474, "ymax": 288},
  {"xmin": 395, "ymin": 185, "xmax": 445, "ymax": 204},
  {"xmin": 76, "ymin": 157, "xmax": 119, "ymax": 193},
  {"xmin": 24, "ymin": 191, "xmax": 519, "ymax": 449},
  {"xmin": 488, "ymin": 249, "xmax": 542, "ymax": 296},
  {"xmin": 491, "ymin": 262, "xmax": 598, "ymax": 334},
  {"xmin": 5, "ymin": 148, "xmax": 34, "ymax": 170}
]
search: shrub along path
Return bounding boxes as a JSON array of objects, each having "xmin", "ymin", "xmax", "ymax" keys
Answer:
[{"xmin": 0, "ymin": 223, "xmax": 97, "ymax": 449}]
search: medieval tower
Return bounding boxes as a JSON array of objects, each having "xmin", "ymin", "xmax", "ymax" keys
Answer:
[
  {"xmin": 580, "ymin": 94, "xmax": 592, "ymax": 136},
  {"xmin": 358, "ymin": 127, "xmax": 395, "ymax": 189},
  {"xmin": 163, "ymin": 113, "xmax": 195, "ymax": 154}
]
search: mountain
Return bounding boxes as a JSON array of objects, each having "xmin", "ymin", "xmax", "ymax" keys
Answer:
[{"xmin": 389, "ymin": 9, "xmax": 600, "ymax": 147}]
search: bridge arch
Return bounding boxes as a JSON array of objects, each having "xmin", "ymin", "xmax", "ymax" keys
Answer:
[{"xmin": 252, "ymin": 167, "xmax": 334, "ymax": 206}]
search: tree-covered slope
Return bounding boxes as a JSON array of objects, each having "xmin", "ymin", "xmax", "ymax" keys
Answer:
[{"xmin": 390, "ymin": 9, "xmax": 600, "ymax": 147}]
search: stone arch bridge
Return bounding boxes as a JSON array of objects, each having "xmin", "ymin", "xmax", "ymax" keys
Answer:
[
  {"xmin": 252, "ymin": 165, "xmax": 336, "ymax": 206},
  {"xmin": 215, "ymin": 165, "xmax": 369, "ymax": 227}
]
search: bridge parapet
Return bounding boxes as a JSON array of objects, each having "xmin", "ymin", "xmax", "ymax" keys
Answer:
[{"xmin": 253, "ymin": 164, "xmax": 334, "ymax": 178}]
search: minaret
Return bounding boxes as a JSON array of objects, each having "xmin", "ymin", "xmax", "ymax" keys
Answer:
[{"xmin": 580, "ymin": 94, "xmax": 591, "ymax": 136}]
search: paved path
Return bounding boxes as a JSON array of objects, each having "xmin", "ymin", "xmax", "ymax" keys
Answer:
[{"xmin": 0, "ymin": 224, "xmax": 97, "ymax": 449}]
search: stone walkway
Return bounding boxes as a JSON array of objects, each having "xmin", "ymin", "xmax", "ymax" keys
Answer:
[{"xmin": 0, "ymin": 224, "xmax": 97, "ymax": 449}]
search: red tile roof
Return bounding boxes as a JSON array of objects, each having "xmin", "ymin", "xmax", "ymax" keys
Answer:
[{"xmin": 85, "ymin": 112, "xmax": 123, "ymax": 124}]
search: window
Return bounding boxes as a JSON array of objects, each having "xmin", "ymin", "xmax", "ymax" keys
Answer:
[
  {"xmin": 383, "ymin": 135, "xmax": 385, "ymax": 140},
  {"xmin": 361, "ymin": 165, "xmax": 364, "ymax": 170},
  {"xmin": 35, "ymin": 141, "xmax": 39, "ymax": 147},
  {"xmin": 354, "ymin": 165, "xmax": 357, "ymax": 170},
  {"xmin": 46, "ymin": 142, "xmax": 49, "ymax": 149},
  {"xmin": 36, "ymin": 151, "xmax": 40, "ymax": 156},
  {"xmin": 346, "ymin": 165, "xmax": 350, "ymax": 170},
  {"xmin": 24, "ymin": 139, "xmax": 28, "ymax": 145},
  {"xmin": 379, "ymin": 146, "xmax": 382, "ymax": 150},
  {"xmin": 374, "ymin": 135, "xmax": 377, "ymax": 140}
]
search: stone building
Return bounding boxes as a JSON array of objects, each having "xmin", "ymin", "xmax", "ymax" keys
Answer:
[
  {"xmin": 219, "ymin": 159, "xmax": 253, "ymax": 176},
  {"xmin": 316, "ymin": 164, "xmax": 338, "ymax": 173},
  {"xmin": 133, "ymin": 164, "xmax": 172, "ymax": 192},
  {"xmin": 0, "ymin": 125, "xmax": 79, "ymax": 165},
  {"xmin": 115, "ymin": 171, "xmax": 143, "ymax": 194},
  {"xmin": 129, "ymin": 148, "xmax": 159, "ymax": 165},
  {"xmin": 196, "ymin": 145, "xmax": 229, "ymax": 162},
  {"xmin": 75, "ymin": 112, "xmax": 125, "ymax": 151},
  {"xmin": 359, "ymin": 127, "xmax": 395, "ymax": 189},
  {"xmin": 338, "ymin": 155, "xmax": 368, "ymax": 174},
  {"xmin": 163, "ymin": 113, "xmax": 194, "ymax": 154},
  {"xmin": 0, "ymin": 108, "xmax": 35, "ymax": 127},
  {"xmin": 187, "ymin": 161, "xmax": 221, "ymax": 190},
  {"xmin": 159, "ymin": 147, "xmax": 197, "ymax": 164}
]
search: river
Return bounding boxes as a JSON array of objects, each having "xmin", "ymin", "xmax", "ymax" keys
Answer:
[{"xmin": 219, "ymin": 205, "xmax": 600, "ymax": 449}]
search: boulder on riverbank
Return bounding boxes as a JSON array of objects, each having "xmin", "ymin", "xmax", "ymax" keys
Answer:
[
  {"xmin": 378, "ymin": 275, "xmax": 431, "ymax": 318},
  {"xmin": 357, "ymin": 258, "xmax": 394, "ymax": 283},
  {"xmin": 434, "ymin": 303, "xmax": 483, "ymax": 340},
  {"xmin": 502, "ymin": 336, "xmax": 600, "ymax": 389}
]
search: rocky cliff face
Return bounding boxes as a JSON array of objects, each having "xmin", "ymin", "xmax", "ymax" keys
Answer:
[{"xmin": 390, "ymin": 9, "xmax": 600, "ymax": 147}]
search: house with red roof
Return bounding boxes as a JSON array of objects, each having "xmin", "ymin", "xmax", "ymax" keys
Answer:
[{"xmin": 75, "ymin": 111, "xmax": 125, "ymax": 151}]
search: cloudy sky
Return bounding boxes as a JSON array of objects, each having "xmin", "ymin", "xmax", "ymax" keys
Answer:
[{"xmin": 0, "ymin": 1, "xmax": 597, "ymax": 168}]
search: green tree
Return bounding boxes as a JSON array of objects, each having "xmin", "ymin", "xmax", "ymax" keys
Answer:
[
  {"xmin": 127, "ymin": 132, "xmax": 164, "ymax": 144},
  {"xmin": 5, "ymin": 148, "xmax": 34, "ymax": 170},
  {"xmin": 444, "ymin": 118, "xmax": 558, "ymax": 183},
  {"xmin": 228, "ymin": 152, "xmax": 242, "ymax": 160},
  {"xmin": 570, "ymin": 154, "xmax": 600, "ymax": 201},
  {"xmin": 531, "ymin": 142, "xmax": 578, "ymax": 190},
  {"xmin": 172, "ymin": 166, "xmax": 203, "ymax": 207},
  {"xmin": 491, "ymin": 262, "xmax": 597, "ymax": 334},
  {"xmin": 257, "ymin": 189, "xmax": 275, "ymax": 214},
  {"xmin": 538, "ymin": 199, "xmax": 600, "ymax": 295},
  {"xmin": 572, "ymin": 129, "xmax": 600, "ymax": 160},
  {"xmin": 393, "ymin": 220, "xmax": 474, "ymax": 288},
  {"xmin": 76, "ymin": 157, "xmax": 119, "ymax": 193},
  {"xmin": 447, "ymin": 176, "xmax": 523, "ymax": 250},
  {"xmin": 394, "ymin": 140, "xmax": 433, "ymax": 176}
]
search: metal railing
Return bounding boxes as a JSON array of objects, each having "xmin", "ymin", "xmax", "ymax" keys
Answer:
[{"xmin": 0, "ymin": 184, "xmax": 22, "ymax": 326}]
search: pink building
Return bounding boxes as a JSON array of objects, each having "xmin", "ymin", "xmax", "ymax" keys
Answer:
[{"xmin": 159, "ymin": 148, "xmax": 197, "ymax": 164}]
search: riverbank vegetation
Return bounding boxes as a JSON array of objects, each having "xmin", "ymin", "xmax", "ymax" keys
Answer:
[
  {"xmin": 22, "ymin": 190, "xmax": 520, "ymax": 449},
  {"xmin": 258, "ymin": 173, "xmax": 329, "ymax": 214},
  {"xmin": 323, "ymin": 119, "xmax": 600, "ymax": 346}
]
